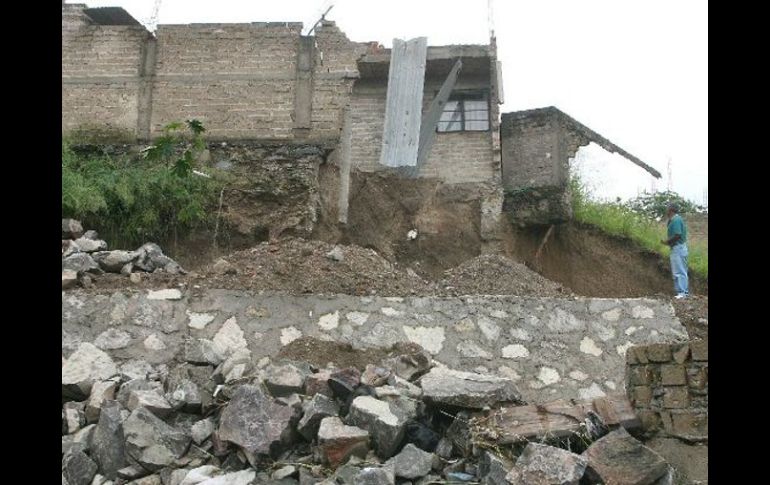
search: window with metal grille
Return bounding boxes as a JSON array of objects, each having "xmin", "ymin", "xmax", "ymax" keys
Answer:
[{"xmin": 436, "ymin": 90, "xmax": 490, "ymax": 132}]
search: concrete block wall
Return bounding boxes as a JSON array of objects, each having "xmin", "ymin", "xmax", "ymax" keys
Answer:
[
  {"xmin": 626, "ymin": 340, "xmax": 708, "ymax": 441},
  {"xmin": 62, "ymin": 6, "xmax": 151, "ymax": 134}
]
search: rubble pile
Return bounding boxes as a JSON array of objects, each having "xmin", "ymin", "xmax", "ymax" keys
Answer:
[
  {"xmin": 62, "ymin": 219, "xmax": 185, "ymax": 289},
  {"xmin": 62, "ymin": 341, "xmax": 675, "ymax": 485}
]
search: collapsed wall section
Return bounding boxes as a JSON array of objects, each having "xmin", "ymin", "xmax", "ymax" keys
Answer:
[{"xmin": 62, "ymin": 290, "xmax": 687, "ymax": 403}]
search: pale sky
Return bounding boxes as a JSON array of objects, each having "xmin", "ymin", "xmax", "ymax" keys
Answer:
[{"xmin": 66, "ymin": 0, "xmax": 707, "ymax": 205}]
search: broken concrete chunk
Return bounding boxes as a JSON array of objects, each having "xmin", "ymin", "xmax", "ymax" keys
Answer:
[
  {"xmin": 326, "ymin": 246, "xmax": 344, "ymax": 262},
  {"xmin": 166, "ymin": 378, "xmax": 203, "ymax": 413},
  {"xmin": 381, "ymin": 348, "xmax": 432, "ymax": 381},
  {"xmin": 272, "ymin": 465, "xmax": 298, "ymax": 480},
  {"xmin": 346, "ymin": 396, "xmax": 410, "ymax": 458},
  {"xmin": 94, "ymin": 328, "xmax": 132, "ymax": 350},
  {"xmin": 62, "ymin": 342, "xmax": 118, "ymax": 400},
  {"xmin": 479, "ymin": 451, "xmax": 513, "ymax": 485},
  {"xmin": 61, "ymin": 424, "xmax": 95, "ymax": 455},
  {"xmin": 62, "ymin": 219, "xmax": 84, "ymax": 239},
  {"xmin": 505, "ymin": 442, "xmax": 587, "ymax": 485},
  {"xmin": 217, "ymin": 385, "xmax": 294, "ymax": 465},
  {"xmin": 354, "ymin": 465, "xmax": 395, "ymax": 485},
  {"xmin": 117, "ymin": 378, "xmax": 162, "ymax": 407},
  {"xmin": 298, "ymin": 394, "xmax": 340, "ymax": 441},
  {"xmin": 317, "ymin": 417, "xmax": 370, "ymax": 468},
  {"xmin": 419, "ymin": 367, "xmax": 521, "ymax": 409},
  {"xmin": 85, "ymin": 379, "xmax": 118, "ymax": 423},
  {"xmin": 91, "ymin": 400, "xmax": 125, "ymax": 480},
  {"xmin": 119, "ymin": 360, "xmax": 154, "ymax": 382},
  {"xmin": 264, "ymin": 363, "xmax": 307, "ymax": 397},
  {"xmin": 388, "ymin": 443, "xmax": 434, "ymax": 479},
  {"xmin": 62, "ymin": 449, "xmax": 98, "ymax": 485},
  {"xmin": 93, "ymin": 250, "xmax": 138, "ymax": 272},
  {"xmin": 123, "ymin": 407, "xmax": 191, "ymax": 471},
  {"xmin": 127, "ymin": 390, "xmax": 173, "ymax": 418},
  {"xmin": 582, "ymin": 428, "xmax": 669, "ymax": 485}
]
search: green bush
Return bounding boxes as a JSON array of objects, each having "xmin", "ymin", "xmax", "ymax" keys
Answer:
[
  {"xmin": 62, "ymin": 120, "xmax": 222, "ymax": 247},
  {"xmin": 625, "ymin": 190, "xmax": 707, "ymax": 219},
  {"xmin": 570, "ymin": 177, "xmax": 708, "ymax": 279}
]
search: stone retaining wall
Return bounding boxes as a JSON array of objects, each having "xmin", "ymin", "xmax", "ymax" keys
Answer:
[{"xmin": 63, "ymin": 289, "xmax": 687, "ymax": 403}]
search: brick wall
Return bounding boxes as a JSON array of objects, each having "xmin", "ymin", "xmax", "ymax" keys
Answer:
[
  {"xmin": 349, "ymin": 77, "xmax": 497, "ymax": 184},
  {"xmin": 625, "ymin": 340, "xmax": 708, "ymax": 442},
  {"xmin": 62, "ymin": 5, "xmax": 150, "ymax": 134}
]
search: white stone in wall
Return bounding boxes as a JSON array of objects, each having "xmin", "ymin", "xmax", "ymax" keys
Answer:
[
  {"xmin": 509, "ymin": 328, "xmax": 531, "ymax": 341},
  {"xmin": 604, "ymin": 381, "xmax": 617, "ymax": 390},
  {"xmin": 143, "ymin": 333, "xmax": 166, "ymax": 351},
  {"xmin": 578, "ymin": 382, "xmax": 606, "ymax": 400},
  {"xmin": 490, "ymin": 310, "xmax": 509, "ymax": 319},
  {"xmin": 212, "ymin": 317, "xmax": 247, "ymax": 359},
  {"xmin": 616, "ymin": 341, "xmax": 635, "ymax": 357},
  {"xmin": 546, "ymin": 309, "xmax": 585, "ymax": 332},
  {"xmin": 456, "ymin": 341, "xmax": 492, "ymax": 359},
  {"xmin": 632, "ymin": 305, "xmax": 655, "ymax": 319},
  {"xmin": 402, "ymin": 326, "xmax": 445, "ymax": 355},
  {"xmin": 147, "ymin": 289, "xmax": 182, "ymax": 300},
  {"xmin": 537, "ymin": 367, "xmax": 560, "ymax": 386},
  {"xmin": 454, "ymin": 318, "xmax": 476, "ymax": 333},
  {"xmin": 187, "ymin": 311, "xmax": 215, "ymax": 330},
  {"xmin": 381, "ymin": 307, "xmax": 402, "ymax": 317},
  {"xmin": 280, "ymin": 327, "xmax": 302, "ymax": 346},
  {"xmin": 346, "ymin": 311, "xmax": 370, "ymax": 326},
  {"xmin": 625, "ymin": 326, "xmax": 639, "ymax": 335},
  {"xmin": 318, "ymin": 311, "xmax": 340, "ymax": 331},
  {"xmin": 569, "ymin": 370, "xmax": 588, "ymax": 381},
  {"xmin": 601, "ymin": 308, "xmax": 622, "ymax": 321},
  {"xmin": 498, "ymin": 366, "xmax": 521, "ymax": 381},
  {"xmin": 579, "ymin": 337, "xmax": 603, "ymax": 357},
  {"xmin": 94, "ymin": 329, "xmax": 132, "ymax": 350},
  {"xmin": 502, "ymin": 344, "xmax": 530, "ymax": 359},
  {"xmin": 476, "ymin": 316, "xmax": 501, "ymax": 341}
]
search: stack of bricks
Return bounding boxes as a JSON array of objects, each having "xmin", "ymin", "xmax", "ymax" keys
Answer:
[{"xmin": 625, "ymin": 340, "xmax": 708, "ymax": 442}]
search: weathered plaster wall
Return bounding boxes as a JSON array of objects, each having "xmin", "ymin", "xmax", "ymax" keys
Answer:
[{"xmin": 62, "ymin": 290, "xmax": 687, "ymax": 403}]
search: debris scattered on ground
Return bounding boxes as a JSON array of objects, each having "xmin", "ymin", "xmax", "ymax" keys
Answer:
[{"xmin": 61, "ymin": 341, "xmax": 674, "ymax": 485}]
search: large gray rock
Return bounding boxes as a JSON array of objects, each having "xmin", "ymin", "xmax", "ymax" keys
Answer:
[
  {"xmin": 63, "ymin": 401, "xmax": 85, "ymax": 434},
  {"xmin": 387, "ymin": 443, "xmax": 434, "ymax": 479},
  {"xmin": 62, "ymin": 253, "xmax": 101, "ymax": 274},
  {"xmin": 61, "ymin": 424, "xmax": 95, "ymax": 455},
  {"xmin": 191, "ymin": 469, "xmax": 256, "ymax": 485},
  {"xmin": 298, "ymin": 393, "xmax": 340, "ymax": 441},
  {"xmin": 62, "ymin": 449, "xmax": 98, "ymax": 485},
  {"xmin": 582, "ymin": 428, "xmax": 669, "ymax": 485},
  {"xmin": 217, "ymin": 385, "xmax": 294, "ymax": 465},
  {"xmin": 127, "ymin": 390, "xmax": 173, "ymax": 418},
  {"xmin": 166, "ymin": 378, "xmax": 203, "ymax": 413},
  {"xmin": 62, "ymin": 343, "xmax": 118, "ymax": 400},
  {"xmin": 93, "ymin": 250, "xmax": 138, "ymax": 273},
  {"xmin": 74, "ymin": 237, "xmax": 108, "ymax": 253},
  {"xmin": 85, "ymin": 379, "xmax": 118, "ymax": 423},
  {"xmin": 62, "ymin": 219, "xmax": 84, "ymax": 239},
  {"xmin": 419, "ymin": 367, "xmax": 522, "ymax": 409},
  {"xmin": 191, "ymin": 418, "xmax": 215, "ymax": 445},
  {"xmin": 123, "ymin": 407, "xmax": 191, "ymax": 471},
  {"xmin": 117, "ymin": 379, "xmax": 162, "ymax": 407},
  {"xmin": 264, "ymin": 363, "xmax": 307, "ymax": 397},
  {"xmin": 346, "ymin": 396, "xmax": 410, "ymax": 458},
  {"xmin": 134, "ymin": 243, "xmax": 185, "ymax": 274},
  {"xmin": 213, "ymin": 348, "xmax": 252, "ymax": 384},
  {"xmin": 381, "ymin": 348, "xmax": 432, "ymax": 381},
  {"xmin": 91, "ymin": 400, "xmax": 125, "ymax": 480},
  {"xmin": 316, "ymin": 417, "xmax": 370, "ymax": 468},
  {"xmin": 506, "ymin": 442, "xmax": 587, "ymax": 485}
]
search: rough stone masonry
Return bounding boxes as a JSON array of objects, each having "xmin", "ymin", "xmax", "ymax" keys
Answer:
[{"xmin": 63, "ymin": 289, "xmax": 687, "ymax": 403}]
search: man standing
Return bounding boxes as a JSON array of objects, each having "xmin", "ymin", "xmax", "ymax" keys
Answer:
[{"xmin": 661, "ymin": 202, "xmax": 689, "ymax": 299}]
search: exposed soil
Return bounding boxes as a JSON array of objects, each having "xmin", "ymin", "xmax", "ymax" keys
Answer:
[
  {"xmin": 86, "ymin": 238, "xmax": 568, "ymax": 298},
  {"xmin": 671, "ymin": 295, "xmax": 708, "ymax": 340},
  {"xmin": 504, "ymin": 222, "xmax": 707, "ymax": 298},
  {"xmin": 277, "ymin": 337, "xmax": 427, "ymax": 370}
]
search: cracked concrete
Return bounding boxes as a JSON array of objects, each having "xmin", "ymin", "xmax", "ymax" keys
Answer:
[{"xmin": 62, "ymin": 290, "xmax": 687, "ymax": 402}]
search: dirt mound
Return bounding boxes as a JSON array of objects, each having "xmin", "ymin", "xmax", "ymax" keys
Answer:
[
  {"xmin": 277, "ymin": 337, "xmax": 427, "ymax": 370},
  {"xmin": 671, "ymin": 295, "xmax": 708, "ymax": 340},
  {"xmin": 191, "ymin": 238, "xmax": 433, "ymax": 296},
  {"xmin": 438, "ymin": 254, "xmax": 569, "ymax": 297}
]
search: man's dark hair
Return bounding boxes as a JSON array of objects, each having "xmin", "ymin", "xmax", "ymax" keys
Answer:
[{"xmin": 667, "ymin": 202, "xmax": 679, "ymax": 213}]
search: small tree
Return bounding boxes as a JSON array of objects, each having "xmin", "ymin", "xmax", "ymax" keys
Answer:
[{"xmin": 625, "ymin": 190, "xmax": 706, "ymax": 220}]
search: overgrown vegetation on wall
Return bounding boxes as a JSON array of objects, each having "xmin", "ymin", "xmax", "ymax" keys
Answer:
[
  {"xmin": 570, "ymin": 178, "xmax": 708, "ymax": 279},
  {"xmin": 62, "ymin": 120, "xmax": 223, "ymax": 247}
]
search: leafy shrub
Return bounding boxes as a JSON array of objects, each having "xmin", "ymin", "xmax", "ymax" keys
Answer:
[
  {"xmin": 625, "ymin": 190, "xmax": 707, "ymax": 220},
  {"xmin": 62, "ymin": 120, "xmax": 222, "ymax": 247}
]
